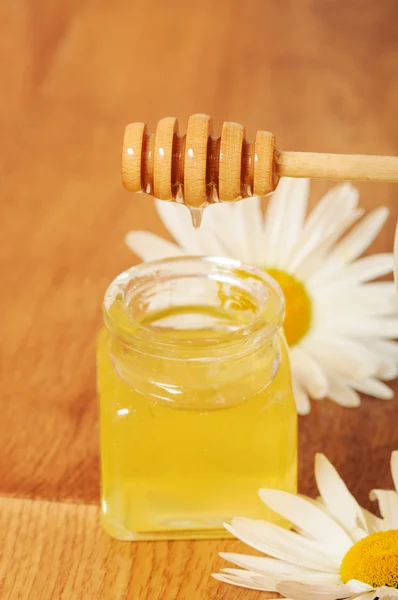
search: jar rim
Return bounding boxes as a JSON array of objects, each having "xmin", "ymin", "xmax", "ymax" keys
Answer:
[{"xmin": 103, "ymin": 256, "xmax": 285, "ymax": 355}]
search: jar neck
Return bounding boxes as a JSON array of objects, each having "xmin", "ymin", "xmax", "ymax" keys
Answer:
[
  {"xmin": 102, "ymin": 257, "xmax": 285, "ymax": 409},
  {"xmin": 103, "ymin": 256, "xmax": 285, "ymax": 363},
  {"xmin": 106, "ymin": 330, "xmax": 283, "ymax": 409}
]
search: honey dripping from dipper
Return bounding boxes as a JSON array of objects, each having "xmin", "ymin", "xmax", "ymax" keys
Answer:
[{"xmin": 122, "ymin": 114, "xmax": 276, "ymax": 229}]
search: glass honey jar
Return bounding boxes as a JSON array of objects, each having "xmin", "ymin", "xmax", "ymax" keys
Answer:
[{"xmin": 98, "ymin": 256, "xmax": 297, "ymax": 540}]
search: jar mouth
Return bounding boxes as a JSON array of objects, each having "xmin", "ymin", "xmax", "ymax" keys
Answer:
[{"xmin": 103, "ymin": 256, "xmax": 285, "ymax": 354}]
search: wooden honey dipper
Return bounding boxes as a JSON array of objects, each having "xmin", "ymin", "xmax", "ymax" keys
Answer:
[{"xmin": 122, "ymin": 113, "xmax": 398, "ymax": 207}]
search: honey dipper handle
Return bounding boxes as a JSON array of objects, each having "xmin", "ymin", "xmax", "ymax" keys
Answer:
[{"xmin": 275, "ymin": 151, "xmax": 398, "ymax": 183}]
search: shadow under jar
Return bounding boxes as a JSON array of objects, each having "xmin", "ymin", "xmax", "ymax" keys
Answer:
[{"xmin": 98, "ymin": 256, "xmax": 297, "ymax": 540}]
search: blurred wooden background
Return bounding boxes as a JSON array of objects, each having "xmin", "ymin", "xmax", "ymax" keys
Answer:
[{"xmin": 1, "ymin": 1, "xmax": 398, "ymax": 598}]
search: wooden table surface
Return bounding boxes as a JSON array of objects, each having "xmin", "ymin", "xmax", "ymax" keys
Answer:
[{"xmin": 1, "ymin": 1, "xmax": 398, "ymax": 598}]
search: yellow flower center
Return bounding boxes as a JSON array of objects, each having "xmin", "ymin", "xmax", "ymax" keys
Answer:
[
  {"xmin": 266, "ymin": 269, "xmax": 312, "ymax": 346},
  {"xmin": 340, "ymin": 530, "xmax": 398, "ymax": 588}
]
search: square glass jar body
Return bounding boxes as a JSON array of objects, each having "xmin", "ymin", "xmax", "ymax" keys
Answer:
[{"xmin": 98, "ymin": 256, "xmax": 297, "ymax": 540}]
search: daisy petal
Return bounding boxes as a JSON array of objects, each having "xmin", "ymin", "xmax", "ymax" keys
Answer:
[
  {"xmin": 277, "ymin": 581, "xmax": 355, "ymax": 600},
  {"xmin": 324, "ymin": 316, "xmax": 398, "ymax": 339},
  {"xmin": 375, "ymin": 586, "xmax": 398, "ymax": 599},
  {"xmin": 371, "ymin": 339, "xmax": 398, "ymax": 361},
  {"xmin": 361, "ymin": 508, "xmax": 384, "ymax": 533},
  {"xmin": 347, "ymin": 342, "xmax": 398, "ymax": 382},
  {"xmin": 258, "ymin": 489, "xmax": 352, "ymax": 555},
  {"xmin": 278, "ymin": 179, "xmax": 310, "ymax": 265},
  {"xmin": 201, "ymin": 203, "xmax": 244, "ymax": 259},
  {"xmin": 349, "ymin": 527, "xmax": 368, "ymax": 543},
  {"xmin": 220, "ymin": 553, "xmax": 341, "ymax": 585},
  {"xmin": 290, "ymin": 348, "xmax": 328, "ymax": 399},
  {"xmin": 219, "ymin": 565, "xmax": 340, "ymax": 590},
  {"xmin": 304, "ymin": 334, "xmax": 396, "ymax": 381},
  {"xmin": 314, "ymin": 181, "xmax": 358, "ymax": 218},
  {"xmin": 328, "ymin": 254, "xmax": 394, "ymax": 286},
  {"xmin": 391, "ymin": 451, "xmax": 398, "ymax": 494},
  {"xmin": 292, "ymin": 379, "xmax": 311, "ymax": 415},
  {"xmin": 222, "ymin": 568, "xmax": 278, "ymax": 590},
  {"xmin": 315, "ymin": 454, "xmax": 367, "ymax": 535},
  {"xmin": 226, "ymin": 517, "xmax": 340, "ymax": 572},
  {"xmin": 368, "ymin": 343, "xmax": 398, "ymax": 379},
  {"xmin": 263, "ymin": 179, "xmax": 305, "ymax": 266},
  {"xmin": 233, "ymin": 197, "xmax": 265, "ymax": 264},
  {"xmin": 369, "ymin": 489, "xmax": 398, "ymax": 529},
  {"xmin": 125, "ymin": 231, "xmax": 183, "ymax": 261},
  {"xmin": 212, "ymin": 571, "xmax": 271, "ymax": 591},
  {"xmin": 330, "ymin": 207, "xmax": 389, "ymax": 264},
  {"xmin": 295, "ymin": 210, "xmax": 363, "ymax": 281},
  {"xmin": 357, "ymin": 594, "xmax": 380, "ymax": 600},
  {"xmin": 375, "ymin": 360, "xmax": 398, "ymax": 381},
  {"xmin": 304, "ymin": 336, "xmax": 376, "ymax": 381},
  {"xmin": 263, "ymin": 178, "xmax": 309, "ymax": 268},
  {"xmin": 314, "ymin": 282, "xmax": 398, "ymax": 317},
  {"xmin": 350, "ymin": 594, "xmax": 379, "ymax": 600},
  {"xmin": 300, "ymin": 183, "xmax": 358, "ymax": 238},
  {"xmin": 348, "ymin": 378, "xmax": 393, "ymax": 400},
  {"xmin": 346, "ymin": 580, "xmax": 374, "ymax": 594},
  {"xmin": 288, "ymin": 183, "xmax": 359, "ymax": 272},
  {"xmin": 220, "ymin": 553, "xmax": 306, "ymax": 576},
  {"xmin": 327, "ymin": 377, "xmax": 361, "ymax": 408}
]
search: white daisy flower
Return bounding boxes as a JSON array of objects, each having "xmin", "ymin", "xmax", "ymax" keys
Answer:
[
  {"xmin": 126, "ymin": 178, "xmax": 398, "ymax": 415},
  {"xmin": 213, "ymin": 451, "xmax": 398, "ymax": 599}
]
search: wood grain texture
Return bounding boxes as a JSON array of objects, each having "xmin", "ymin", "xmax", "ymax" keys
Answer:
[
  {"xmin": 184, "ymin": 114, "xmax": 213, "ymax": 207},
  {"xmin": 219, "ymin": 121, "xmax": 245, "ymax": 200},
  {"xmin": 0, "ymin": 496, "xmax": 269, "ymax": 600},
  {"xmin": 277, "ymin": 151, "xmax": 398, "ymax": 183},
  {"xmin": 1, "ymin": 0, "xmax": 398, "ymax": 598}
]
